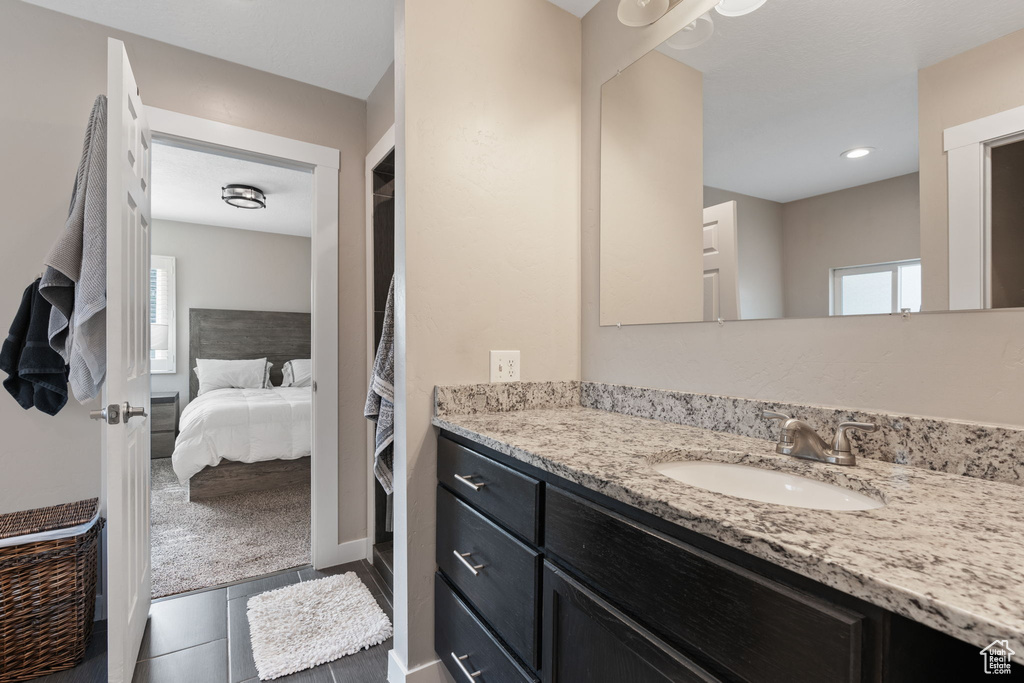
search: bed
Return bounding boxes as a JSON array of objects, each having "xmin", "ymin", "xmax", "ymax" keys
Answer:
[{"xmin": 172, "ymin": 308, "xmax": 312, "ymax": 500}]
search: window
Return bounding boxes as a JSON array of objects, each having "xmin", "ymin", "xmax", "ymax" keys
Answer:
[
  {"xmin": 150, "ymin": 255, "xmax": 176, "ymax": 374},
  {"xmin": 832, "ymin": 259, "xmax": 921, "ymax": 316}
]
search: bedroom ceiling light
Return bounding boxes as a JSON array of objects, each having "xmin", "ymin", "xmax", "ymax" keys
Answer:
[
  {"xmin": 715, "ymin": 0, "xmax": 767, "ymax": 17},
  {"xmin": 221, "ymin": 184, "xmax": 266, "ymax": 209},
  {"xmin": 841, "ymin": 147, "xmax": 875, "ymax": 159},
  {"xmin": 665, "ymin": 13, "xmax": 715, "ymax": 50},
  {"xmin": 617, "ymin": 0, "xmax": 670, "ymax": 27}
]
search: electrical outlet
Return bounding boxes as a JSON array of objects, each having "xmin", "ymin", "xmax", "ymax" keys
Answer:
[{"xmin": 490, "ymin": 350, "xmax": 521, "ymax": 383}]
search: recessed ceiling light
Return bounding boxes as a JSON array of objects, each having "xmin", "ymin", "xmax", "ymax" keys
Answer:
[
  {"xmin": 841, "ymin": 147, "xmax": 875, "ymax": 159},
  {"xmin": 665, "ymin": 13, "xmax": 715, "ymax": 51},
  {"xmin": 618, "ymin": 0, "xmax": 670, "ymax": 27},
  {"xmin": 715, "ymin": 0, "xmax": 768, "ymax": 18},
  {"xmin": 222, "ymin": 184, "xmax": 266, "ymax": 209}
]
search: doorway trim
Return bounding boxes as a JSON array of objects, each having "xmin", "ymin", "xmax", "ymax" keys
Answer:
[
  {"xmin": 365, "ymin": 125, "xmax": 396, "ymax": 559},
  {"xmin": 146, "ymin": 106, "xmax": 346, "ymax": 568},
  {"xmin": 945, "ymin": 103, "xmax": 1024, "ymax": 310}
]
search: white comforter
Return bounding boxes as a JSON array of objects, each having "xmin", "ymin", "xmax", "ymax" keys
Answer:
[{"xmin": 171, "ymin": 387, "xmax": 311, "ymax": 484}]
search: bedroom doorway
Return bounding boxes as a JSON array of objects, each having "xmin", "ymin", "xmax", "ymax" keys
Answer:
[
  {"xmin": 148, "ymin": 141, "xmax": 314, "ymax": 597},
  {"xmin": 143, "ymin": 108, "xmax": 343, "ymax": 598}
]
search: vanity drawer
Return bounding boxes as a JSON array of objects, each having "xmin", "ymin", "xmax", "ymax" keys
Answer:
[
  {"xmin": 437, "ymin": 485, "xmax": 541, "ymax": 669},
  {"xmin": 435, "ymin": 573, "xmax": 537, "ymax": 683},
  {"xmin": 438, "ymin": 436, "xmax": 541, "ymax": 543},
  {"xmin": 544, "ymin": 486, "xmax": 864, "ymax": 683}
]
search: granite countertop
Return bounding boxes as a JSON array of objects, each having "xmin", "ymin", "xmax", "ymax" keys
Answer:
[{"xmin": 433, "ymin": 405, "xmax": 1024, "ymax": 651}]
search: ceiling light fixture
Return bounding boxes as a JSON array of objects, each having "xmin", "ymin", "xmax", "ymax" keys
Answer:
[
  {"xmin": 840, "ymin": 147, "xmax": 875, "ymax": 159},
  {"xmin": 617, "ymin": 0, "xmax": 670, "ymax": 27},
  {"xmin": 714, "ymin": 0, "xmax": 767, "ymax": 18},
  {"xmin": 665, "ymin": 13, "xmax": 715, "ymax": 50},
  {"xmin": 221, "ymin": 184, "xmax": 266, "ymax": 209}
]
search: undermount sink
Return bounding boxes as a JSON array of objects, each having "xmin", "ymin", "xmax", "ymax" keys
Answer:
[{"xmin": 653, "ymin": 461, "xmax": 885, "ymax": 511}]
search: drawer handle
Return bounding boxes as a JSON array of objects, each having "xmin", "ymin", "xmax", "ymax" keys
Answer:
[
  {"xmin": 453, "ymin": 550, "xmax": 485, "ymax": 576},
  {"xmin": 451, "ymin": 652, "xmax": 482, "ymax": 680},
  {"xmin": 454, "ymin": 473, "xmax": 485, "ymax": 491}
]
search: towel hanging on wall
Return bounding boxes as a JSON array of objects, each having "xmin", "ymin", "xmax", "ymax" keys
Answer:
[
  {"xmin": 365, "ymin": 276, "xmax": 396, "ymax": 530},
  {"xmin": 0, "ymin": 279, "xmax": 70, "ymax": 416},
  {"xmin": 39, "ymin": 94, "xmax": 108, "ymax": 403}
]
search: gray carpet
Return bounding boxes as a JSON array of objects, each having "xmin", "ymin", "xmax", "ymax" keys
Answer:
[{"xmin": 150, "ymin": 460, "xmax": 310, "ymax": 598}]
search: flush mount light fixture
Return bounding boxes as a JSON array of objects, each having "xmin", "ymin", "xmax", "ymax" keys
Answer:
[
  {"xmin": 221, "ymin": 184, "xmax": 266, "ymax": 209},
  {"xmin": 715, "ymin": 0, "xmax": 767, "ymax": 17},
  {"xmin": 841, "ymin": 147, "xmax": 875, "ymax": 159},
  {"xmin": 665, "ymin": 12, "xmax": 714, "ymax": 50},
  {"xmin": 618, "ymin": 0, "xmax": 670, "ymax": 27}
]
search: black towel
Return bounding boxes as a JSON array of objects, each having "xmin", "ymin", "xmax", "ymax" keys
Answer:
[{"xmin": 1, "ymin": 280, "xmax": 70, "ymax": 415}]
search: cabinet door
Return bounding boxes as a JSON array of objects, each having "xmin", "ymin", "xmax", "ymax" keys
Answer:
[
  {"xmin": 545, "ymin": 486, "xmax": 864, "ymax": 683},
  {"xmin": 541, "ymin": 562, "xmax": 719, "ymax": 683}
]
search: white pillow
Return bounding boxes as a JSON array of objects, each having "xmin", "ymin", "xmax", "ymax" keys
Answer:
[
  {"xmin": 194, "ymin": 358, "xmax": 268, "ymax": 395},
  {"xmin": 263, "ymin": 362, "xmax": 274, "ymax": 389},
  {"xmin": 281, "ymin": 359, "xmax": 312, "ymax": 388}
]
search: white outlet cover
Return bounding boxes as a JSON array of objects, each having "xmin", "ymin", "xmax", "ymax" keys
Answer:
[{"xmin": 490, "ymin": 350, "xmax": 521, "ymax": 383}]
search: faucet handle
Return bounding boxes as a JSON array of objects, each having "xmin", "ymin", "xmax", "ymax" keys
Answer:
[
  {"xmin": 762, "ymin": 410, "xmax": 790, "ymax": 421},
  {"xmin": 832, "ymin": 421, "xmax": 877, "ymax": 453}
]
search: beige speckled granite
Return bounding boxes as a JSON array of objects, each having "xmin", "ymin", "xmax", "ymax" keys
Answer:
[
  {"xmin": 433, "ymin": 403, "xmax": 1024, "ymax": 651},
  {"xmin": 581, "ymin": 382, "xmax": 1024, "ymax": 487},
  {"xmin": 434, "ymin": 381, "xmax": 1024, "ymax": 487},
  {"xmin": 435, "ymin": 381, "xmax": 580, "ymax": 416}
]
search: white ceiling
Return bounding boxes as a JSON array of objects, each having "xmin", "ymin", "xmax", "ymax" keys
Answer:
[
  {"xmin": 657, "ymin": 0, "xmax": 1024, "ymax": 202},
  {"xmin": 151, "ymin": 142, "xmax": 313, "ymax": 237},
  {"xmin": 20, "ymin": 0, "xmax": 394, "ymax": 99},
  {"xmin": 548, "ymin": 0, "xmax": 601, "ymax": 17}
]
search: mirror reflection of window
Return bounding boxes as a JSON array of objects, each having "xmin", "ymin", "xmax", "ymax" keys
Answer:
[
  {"xmin": 150, "ymin": 255, "xmax": 176, "ymax": 373},
  {"xmin": 832, "ymin": 260, "xmax": 921, "ymax": 316}
]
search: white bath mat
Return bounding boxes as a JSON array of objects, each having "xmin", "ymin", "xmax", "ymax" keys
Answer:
[{"xmin": 247, "ymin": 572, "xmax": 393, "ymax": 680}]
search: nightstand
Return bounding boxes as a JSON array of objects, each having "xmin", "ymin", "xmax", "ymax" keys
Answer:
[{"xmin": 151, "ymin": 391, "xmax": 179, "ymax": 459}]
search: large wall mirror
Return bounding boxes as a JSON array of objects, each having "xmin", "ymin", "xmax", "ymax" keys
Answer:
[{"xmin": 600, "ymin": 0, "xmax": 1024, "ymax": 326}]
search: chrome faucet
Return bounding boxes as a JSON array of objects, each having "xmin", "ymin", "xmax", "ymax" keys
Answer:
[{"xmin": 762, "ymin": 411, "xmax": 877, "ymax": 466}]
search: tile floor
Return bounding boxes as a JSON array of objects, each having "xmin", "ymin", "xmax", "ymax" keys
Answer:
[{"xmin": 32, "ymin": 560, "xmax": 393, "ymax": 683}]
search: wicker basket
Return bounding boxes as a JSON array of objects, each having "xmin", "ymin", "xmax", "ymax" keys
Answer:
[{"xmin": 0, "ymin": 498, "xmax": 104, "ymax": 683}]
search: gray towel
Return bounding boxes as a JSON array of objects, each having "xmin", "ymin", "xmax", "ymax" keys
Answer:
[
  {"xmin": 39, "ymin": 95, "xmax": 108, "ymax": 403},
  {"xmin": 365, "ymin": 276, "xmax": 395, "ymax": 497}
]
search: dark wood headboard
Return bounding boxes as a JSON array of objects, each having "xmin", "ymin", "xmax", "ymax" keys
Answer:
[{"xmin": 188, "ymin": 308, "xmax": 311, "ymax": 401}]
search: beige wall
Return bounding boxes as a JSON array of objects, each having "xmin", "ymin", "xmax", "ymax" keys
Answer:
[
  {"xmin": 600, "ymin": 50, "xmax": 703, "ymax": 325},
  {"xmin": 394, "ymin": 0, "xmax": 581, "ymax": 672},
  {"xmin": 0, "ymin": 0, "xmax": 368, "ymax": 544},
  {"xmin": 582, "ymin": 0, "xmax": 1024, "ymax": 428},
  {"xmin": 704, "ymin": 186, "xmax": 784, "ymax": 321},
  {"xmin": 367, "ymin": 62, "xmax": 396, "ymax": 152},
  {"xmin": 920, "ymin": 27, "xmax": 1024, "ymax": 310},
  {"xmin": 149, "ymin": 221, "xmax": 312, "ymax": 408},
  {"xmin": 781, "ymin": 173, "xmax": 920, "ymax": 318}
]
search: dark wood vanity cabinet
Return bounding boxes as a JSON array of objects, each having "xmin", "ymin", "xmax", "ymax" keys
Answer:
[
  {"xmin": 545, "ymin": 487, "xmax": 863, "ymax": 683},
  {"xmin": 542, "ymin": 562, "xmax": 718, "ymax": 683},
  {"xmin": 435, "ymin": 431, "xmax": 991, "ymax": 683}
]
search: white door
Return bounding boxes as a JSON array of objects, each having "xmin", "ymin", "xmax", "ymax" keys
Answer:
[
  {"xmin": 702, "ymin": 201, "xmax": 741, "ymax": 321},
  {"xmin": 104, "ymin": 37, "xmax": 153, "ymax": 683}
]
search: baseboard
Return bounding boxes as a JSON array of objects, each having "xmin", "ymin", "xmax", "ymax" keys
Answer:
[
  {"xmin": 388, "ymin": 650, "xmax": 449, "ymax": 683},
  {"xmin": 313, "ymin": 537, "xmax": 369, "ymax": 570}
]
